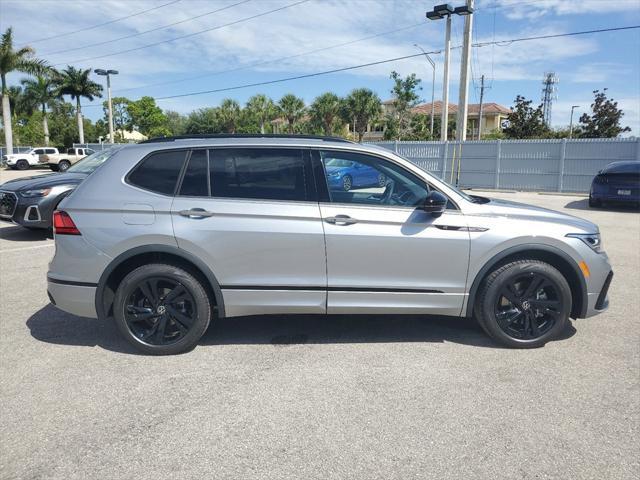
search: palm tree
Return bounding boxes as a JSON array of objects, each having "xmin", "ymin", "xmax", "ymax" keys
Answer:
[
  {"xmin": 0, "ymin": 27, "xmax": 48, "ymax": 154},
  {"xmin": 278, "ymin": 94, "xmax": 305, "ymax": 134},
  {"xmin": 246, "ymin": 94, "xmax": 276, "ymax": 134},
  {"xmin": 56, "ymin": 66, "xmax": 102, "ymax": 144},
  {"xmin": 309, "ymin": 92, "xmax": 342, "ymax": 136},
  {"xmin": 21, "ymin": 74, "xmax": 57, "ymax": 145},
  {"xmin": 341, "ymin": 88, "xmax": 382, "ymax": 142},
  {"xmin": 217, "ymin": 98, "xmax": 241, "ymax": 133}
]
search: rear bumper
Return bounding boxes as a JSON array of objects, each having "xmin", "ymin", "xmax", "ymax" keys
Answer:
[{"xmin": 47, "ymin": 278, "xmax": 97, "ymax": 318}]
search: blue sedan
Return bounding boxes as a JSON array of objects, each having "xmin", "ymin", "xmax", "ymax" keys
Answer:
[
  {"xmin": 589, "ymin": 161, "xmax": 640, "ymax": 208},
  {"xmin": 325, "ymin": 158, "xmax": 387, "ymax": 191}
]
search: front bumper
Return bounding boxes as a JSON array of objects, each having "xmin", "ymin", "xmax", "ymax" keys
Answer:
[{"xmin": 0, "ymin": 197, "xmax": 53, "ymax": 229}]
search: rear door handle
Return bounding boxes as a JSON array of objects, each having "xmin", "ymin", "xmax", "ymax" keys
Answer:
[
  {"xmin": 179, "ymin": 208, "xmax": 214, "ymax": 219},
  {"xmin": 324, "ymin": 214, "xmax": 358, "ymax": 225}
]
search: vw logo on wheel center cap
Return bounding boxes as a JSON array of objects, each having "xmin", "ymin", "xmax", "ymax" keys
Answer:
[
  {"xmin": 156, "ymin": 305, "xmax": 166, "ymax": 314},
  {"xmin": 521, "ymin": 301, "xmax": 531, "ymax": 310}
]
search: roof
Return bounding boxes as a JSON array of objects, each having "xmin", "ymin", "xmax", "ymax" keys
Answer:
[{"xmin": 410, "ymin": 101, "xmax": 511, "ymax": 116}]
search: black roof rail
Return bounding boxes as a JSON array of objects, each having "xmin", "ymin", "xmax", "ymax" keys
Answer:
[{"xmin": 139, "ymin": 134, "xmax": 354, "ymax": 144}]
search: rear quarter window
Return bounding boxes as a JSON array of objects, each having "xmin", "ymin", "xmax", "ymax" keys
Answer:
[{"xmin": 128, "ymin": 150, "xmax": 187, "ymax": 195}]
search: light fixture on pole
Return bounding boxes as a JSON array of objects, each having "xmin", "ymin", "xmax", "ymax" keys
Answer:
[
  {"xmin": 94, "ymin": 69, "xmax": 119, "ymax": 143},
  {"xmin": 569, "ymin": 105, "xmax": 579, "ymax": 138},
  {"xmin": 426, "ymin": 3, "xmax": 474, "ymax": 142},
  {"xmin": 414, "ymin": 44, "xmax": 437, "ymax": 139}
]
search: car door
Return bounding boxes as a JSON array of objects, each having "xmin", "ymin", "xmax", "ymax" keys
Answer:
[
  {"xmin": 171, "ymin": 147, "xmax": 327, "ymax": 317},
  {"xmin": 313, "ymin": 149, "xmax": 470, "ymax": 316}
]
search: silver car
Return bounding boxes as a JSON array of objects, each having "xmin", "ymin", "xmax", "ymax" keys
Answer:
[{"xmin": 47, "ymin": 136, "xmax": 613, "ymax": 355}]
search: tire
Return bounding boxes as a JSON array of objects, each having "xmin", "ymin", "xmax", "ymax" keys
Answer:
[
  {"xmin": 342, "ymin": 175, "xmax": 352, "ymax": 191},
  {"xmin": 474, "ymin": 260, "xmax": 571, "ymax": 348},
  {"xmin": 58, "ymin": 160, "xmax": 71, "ymax": 172},
  {"xmin": 16, "ymin": 159, "xmax": 29, "ymax": 170},
  {"xmin": 49, "ymin": 164, "xmax": 59, "ymax": 172},
  {"xmin": 588, "ymin": 196, "xmax": 600, "ymax": 208},
  {"xmin": 113, "ymin": 264, "xmax": 212, "ymax": 355}
]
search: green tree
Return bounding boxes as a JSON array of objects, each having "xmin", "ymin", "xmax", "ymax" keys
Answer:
[
  {"xmin": 56, "ymin": 66, "xmax": 103, "ymax": 144},
  {"xmin": 386, "ymin": 71, "xmax": 421, "ymax": 140},
  {"xmin": 126, "ymin": 96, "xmax": 168, "ymax": 137},
  {"xmin": 21, "ymin": 74, "xmax": 58, "ymax": 145},
  {"xmin": 309, "ymin": 92, "xmax": 342, "ymax": 136},
  {"xmin": 578, "ymin": 89, "xmax": 631, "ymax": 138},
  {"xmin": 278, "ymin": 94, "xmax": 305, "ymax": 134},
  {"xmin": 103, "ymin": 96, "xmax": 130, "ymax": 135},
  {"xmin": 341, "ymin": 88, "xmax": 382, "ymax": 142},
  {"xmin": 184, "ymin": 107, "xmax": 219, "ymax": 134},
  {"xmin": 246, "ymin": 94, "xmax": 277, "ymax": 134},
  {"xmin": 0, "ymin": 27, "xmax": 48, "ymax": 153},
  {"xmin": 503, "ymin": 95, "xmax": 548, "ymax": 139},
  {"xmin": 218, "ymin": 98, "xmax": 241, "ymax": 133},
  {"xmin": 165, "ymin": 110, "xmax": 187, "ymax": 136}
]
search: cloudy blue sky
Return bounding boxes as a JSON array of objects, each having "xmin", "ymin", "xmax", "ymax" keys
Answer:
[{"xmin": 2, "ymin": 0, "xmax": 639, "ymax": 134}]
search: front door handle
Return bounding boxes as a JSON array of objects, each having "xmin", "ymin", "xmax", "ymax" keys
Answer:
[
  {"xmin": 325, "ymin": 214, "xmax": 358, "ymax": 225},
  {"xmin": 179, "ymin": 208, "xmax": 214, "ymax": 219}
]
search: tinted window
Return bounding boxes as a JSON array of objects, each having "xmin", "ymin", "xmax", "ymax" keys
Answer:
[
  {"xmin": 179, "ymin": 150, "xmax": 209, "ymax": 196},
  {"xmin": 319, "ymin": 150, "xmax": 429, "ymax": 207},
  {"xmin": 34, "ymin": 149, "xmax": 44, "ymax": 154},
  {"xmin": 128, "ymin": 150, "xmax": 187, "ymax": 195},
  {"xmin": 210, "ymin": 148, "xmax": 307, "ymax": 201},
  {"xmin": 45, "ymin": 148, "xmax": 56, "ymax": 154}
]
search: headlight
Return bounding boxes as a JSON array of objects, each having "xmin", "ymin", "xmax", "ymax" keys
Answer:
[
  {"xmin": 19, "ymin": 188, "xmax": 52, "ymax": 198},
  {"xmin": 567, "ymin": 233, "xmax": 602, "ymax": 253}
]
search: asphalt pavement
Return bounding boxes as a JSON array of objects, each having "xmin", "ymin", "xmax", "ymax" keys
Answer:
[{"xmin": 0, "ymin": 171, "xmax": 638, "ymax": 479}]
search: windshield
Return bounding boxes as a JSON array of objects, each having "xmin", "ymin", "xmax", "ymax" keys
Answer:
[
  {"xmin": 604, "ymin": 162, "xmax": 640, "ymax": 174},
  {"xmin": 67, "ymin": 148, "xmax": 119, "ymax": 174}
]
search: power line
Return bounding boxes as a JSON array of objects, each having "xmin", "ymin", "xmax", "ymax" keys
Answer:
[
  {"xmin": 21, "ymin": 0, "xmax": 181, "ymax": 45},
  {"xmin": 43, "ymin": 0, "xmax": 253, "ymax": 56},
  {"xmin": 54, "ymin": 0, "xmax": 311, "ymax": 67},
  {"xmin": 113, "ymin": 22, "xmax": 425, "ymax": 94},
  {"xmin": 79, "ymin": 24, "xmax": 640, "ymax": 107}
]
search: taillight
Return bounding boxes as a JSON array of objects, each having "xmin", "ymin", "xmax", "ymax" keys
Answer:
[
  {"xmin": 593, "ymin": 175, "xmax": 607, "ymax": 185},
  {"xmin": 53, "ymin": 210, "xmax": 81, "ymax": 235}
]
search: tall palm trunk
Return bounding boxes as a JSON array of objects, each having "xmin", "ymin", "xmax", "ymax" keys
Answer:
[
  {"xmin": 42, "ymin": 103, "xmax": 49, "ymax": 146},
  {"xmin": 1, "ymin": 74, "xmax": 13, "ymax": 155},
  {"xmin": 76, "ymin": 97, "xmax": 84, "ymax": 144},
  {"xmin": 260, "ymin": 119, "xmax": 265, "ymax": 134}
]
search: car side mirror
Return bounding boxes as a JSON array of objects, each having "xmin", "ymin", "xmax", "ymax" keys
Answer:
[{"xmin": 422, "ymin": 191, "xmax": 448, "ymax": 217}]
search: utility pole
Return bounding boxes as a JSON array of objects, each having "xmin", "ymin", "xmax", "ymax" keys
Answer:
[
  {"xmin": 477, "ymin": 74, "xmax": 485, "ymax": 140},
  {"xmin": 456, "ymin": 0, "xmax": 474, "ymax": 141},
  {"xmin": 569, "ymin": 105, "xmax": 579, "ymax": 138}
]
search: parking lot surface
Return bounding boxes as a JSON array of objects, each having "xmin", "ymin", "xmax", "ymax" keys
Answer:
[{"xmin": 1, "ymin": 172, "xmax": 638, "ymax": 479}]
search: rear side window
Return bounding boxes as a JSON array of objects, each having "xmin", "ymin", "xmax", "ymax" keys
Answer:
[
  {"xmin": 128, "ymin": 150, "xmax": 187, "ymax": 195},
  {"xmin": 45, "ymin": 148, "xmax": 56, "ymax": 154},
  {"xmin": 179, "ymin": 150, "xmax": 209, "ymax": 196},
  {"xmin": 209, "ymin": 148, "xmax": 307, "ymax": 201}
]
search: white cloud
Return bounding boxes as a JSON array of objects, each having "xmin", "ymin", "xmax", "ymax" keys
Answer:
[{"xmin": 482, "ymin": 0, "xmax": 640, "ymax": 21}]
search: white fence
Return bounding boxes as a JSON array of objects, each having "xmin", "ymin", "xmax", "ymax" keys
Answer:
[{"xmin": 368, "ymin": 138, "xmax": 640, "ymax": 193}]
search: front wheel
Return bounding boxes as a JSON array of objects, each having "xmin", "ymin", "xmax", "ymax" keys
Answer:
[
  {"xmin": 16, "ymin": 160, "xmax": 29, "ymax": 170},
  {"xmin": 49, "ymin": 164, "xmax": 59, "ymax": 172},
  {"xmin": 474, "ymin": 260, "xmax": 571, "ymax": 348},
  {"xmin": 113, "ymin": 264, "xmax": 212, "ymax": 355},
  {"xmin": 58, "ymin": 160, "xmax": 71, "ymax": 172}
]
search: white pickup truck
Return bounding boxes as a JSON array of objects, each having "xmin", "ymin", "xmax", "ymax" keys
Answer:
[
  {"xmin": 2, "ymin": 147, "xmax": 59, "ymax": 170},
  {"xmin": 40, "ymin": 147, "xmax": 95, "ymax": 171}
]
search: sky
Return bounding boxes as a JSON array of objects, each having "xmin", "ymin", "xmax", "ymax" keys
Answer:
[{"xmin": 2, "ymin": 0, "xmax": 640, "ymax": 135}]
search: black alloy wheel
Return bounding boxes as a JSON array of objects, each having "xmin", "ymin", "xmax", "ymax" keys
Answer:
[
  {"xmin": 113, "ymin": 264, "xmax": 211, "ymax": 355},
  {"xmin": 16, "ymin": 159, "xmax": 29, "ymax": 170},
  {"xmin": 475, "ymin": 260, "xmax": 571, "ymax": 348}
]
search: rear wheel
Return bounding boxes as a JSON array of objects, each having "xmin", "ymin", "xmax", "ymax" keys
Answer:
[
  {"xmin": 588, "ymin": 195, "xmax": 600, "ymax": 208},
  {"xmin": 58, "ymin": 160, "xmax": 71, "ymax": 172},
  {"xmin": 16, "ymin": 159, "xmax": 29, "ymax": 170},
  {"xmin": 475, "ymin": 260, "xmax": 571, "ymax": 348},
  {"xmin": 113, "ymin": 264, "xmax": 212, "ymax": 355}
]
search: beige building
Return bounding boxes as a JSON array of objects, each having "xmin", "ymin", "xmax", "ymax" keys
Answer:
[{"xmin": 411, "ymin": 101, "xmax": 511, "ymax": 138}]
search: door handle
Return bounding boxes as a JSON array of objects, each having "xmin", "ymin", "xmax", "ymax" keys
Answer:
[
  {"xmin": 178, "ymin": 208, "xmax": 214, "ymax": 219},
  {"xmin": 325, "ymin": 214, "xmax": 358, "ymax": 225}
]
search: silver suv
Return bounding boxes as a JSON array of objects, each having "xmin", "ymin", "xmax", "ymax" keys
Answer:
[{"xmin": 47, "ymin": 135, "xmax": 613, "ymax": 355}]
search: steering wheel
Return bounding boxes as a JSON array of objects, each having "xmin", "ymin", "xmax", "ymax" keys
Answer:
[{"xmin": 380, "ymin": 180, "xmax": 396, "ymax": 204}]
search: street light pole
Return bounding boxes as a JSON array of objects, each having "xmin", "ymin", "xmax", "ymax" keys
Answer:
[
  {"xmin": 569, "ymin": 105, "xmax": 579, "ymax": 138},
  {"xmin": 94, "ymin": 69, "xmax": 119, "ymax": 143},
  {"xmin": 441, "ymin": 14, "xmax": 451, "ymax": 141},
  {"xmin": 414, "ymin": 44, "xmax": 436, "ymax": 138},
  {"xmin": 455, "ymin": 0, "xmax": 474, "ymax": 141}
]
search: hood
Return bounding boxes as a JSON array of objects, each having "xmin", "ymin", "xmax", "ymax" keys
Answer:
[
  {"xmin": 0, "ymin": 172, "xmax": 87, "ymax": 192},
  {"xmin": 477, "ymin": 197, "xmax": 598, "ymax": 233}
]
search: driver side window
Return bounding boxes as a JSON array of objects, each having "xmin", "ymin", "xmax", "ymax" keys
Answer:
[{"xmin": 319, "ymin": 150, "xmax": 429, "ymax": 207}]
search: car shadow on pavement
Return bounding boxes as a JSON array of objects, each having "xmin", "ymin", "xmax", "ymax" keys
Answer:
[
  {"xmin": 565, "ymin": 198, "xmax": 640, "ymax": 213},
  {"xmin": 0, "ymin": 225, "xmax": 52, "ymax": 241},
  {"xmin": 27, "ymin": 304, "xmax": 576, "ymax": 354}
]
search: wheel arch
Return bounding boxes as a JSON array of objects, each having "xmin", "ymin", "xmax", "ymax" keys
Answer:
[
  {"xmin": 95, "ymin": 244, "xmax": 226, "ymax": 320},
  {"xmin": 466, "ymin": 244, "xmax": 587, "ymax": 319}
]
